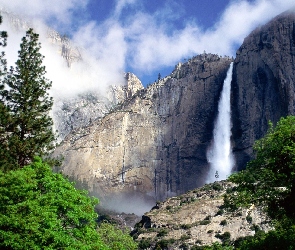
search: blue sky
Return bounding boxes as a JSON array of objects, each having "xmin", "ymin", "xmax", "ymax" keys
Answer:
[
  {"xmin": 84, "ymin": 0, "xmax": 234, "ymax": 84},
  {"xmin": 0, "ymin": 0, "xmax": 295, "ymax": 93}
]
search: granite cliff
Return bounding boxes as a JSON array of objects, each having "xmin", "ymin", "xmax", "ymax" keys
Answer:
[
  {"xmin": 232, "ymin": 10, "xmax": 295, "ymax": 169},
  {"xmin": 54, "ymin": 54, "xmax": 233, "ymax": 211},
  {"xmin": 53, "ymin": 72, "xmax": 143, "ymax": 140},
  {"xmin": 54, "ymin": 9, "xmax": 295, "ymax": 213}
]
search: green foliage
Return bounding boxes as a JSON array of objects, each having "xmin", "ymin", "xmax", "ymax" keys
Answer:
[
  {"xmin": 180, "ymin": 234, "xmax": 191, "ymax": 241},
  {"xmin": 212, "ymin": 182, "xmax": 223, "ymax": 191},
  {"xmin": 191, "ymin": 242, "xmax": 233, "ymax": 250},
  {"xmin": 180, "ymin": 242, "xmax": 189, "ymax": 249},
  {"xmin": 138, "ymin": 238, "xmax": 152, "ymax": 249},
  {"xmin": 216, "ymin": 209, "xmax": 224, "ymax": 216},
  {"xmin": 96, "ymin": 223, "xmax": 138, "ymax": 250},
  {"xmin": 226, "ymin": 116, "xmax": 295, "ymax": 223},
  {"xmin": 155, "ymin": 239, "xmax": 170, "ymax": 249},
  {"xmin": 181, "ymin": 223, "xmax": 192, "ymax": 229},
  {"xmin": 215, "ymin": 232, "xmax": 231, "ymax": 244},
  {"xmin": 220, "ymin": 220, "xmax": 227, "ymax": 226},
  {"xmin": 0, "ymin": 16, "xmax": 10, "ymax": 169},
  {"xmin": 199, "ymin": 220, "xmax": 211, "ymax": 225},
  {"xmin": 157, "ymin": 228, "xmax": 169, "ymax": 237},
  {"xmin": 166, "ymin": 205, "xmax": 172, "ymax": 210},
  {"xmin": 1, "ymin": 28, "xmax": 55, "ymax": 170},
  {"xmin": 233, "ymin": 226, "xmax": 295, "ymax": 250},
  {"xmin": 246, "ymin": 215, "xmax": 252, "ymax": 224},
  {"xmin": 0, "ymin": 157, "xmax": 105, "ymax": 249}
]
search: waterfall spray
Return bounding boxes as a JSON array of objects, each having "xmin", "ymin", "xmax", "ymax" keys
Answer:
[{"xmin": 206, "ymin": 62, "xmax": 234, "ymax": 183}]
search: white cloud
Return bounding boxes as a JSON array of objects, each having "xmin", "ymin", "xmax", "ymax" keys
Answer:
[
  {"xmin": 123, "ymin": 0, "xmax": 295, "ymax": 73},
  {"xmin": 0, "ymin": 0, "xmax": 88, "ymax": 27},
  {"xmin": 0, "ymin": 0, "xmax": 295, "ymax": 96}
]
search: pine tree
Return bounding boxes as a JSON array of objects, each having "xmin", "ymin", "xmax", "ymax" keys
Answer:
[
  {"xmin": 1, "ymin": 28, "xmax": 55, "ymax": 169},
  {"xmin": 0, "ymin": 16, "xmax": 10, "ymax": 170}
]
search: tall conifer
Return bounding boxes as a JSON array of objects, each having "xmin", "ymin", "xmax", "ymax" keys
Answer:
[
  {"xmin": 0, "ymin": 15, "xmax": 10, "ymax": 170},
  {"xmin": 1, "ymin": 28, "xmax": 55, "ymax": 169}
]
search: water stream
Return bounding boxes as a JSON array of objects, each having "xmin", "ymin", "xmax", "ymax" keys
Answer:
[{"xmin": 206, "ymin": 62, "xmax": 234, "ymax": 183}]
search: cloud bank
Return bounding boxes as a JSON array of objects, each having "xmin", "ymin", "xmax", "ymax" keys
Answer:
[{"xmin": 0, "ymin": 0, "xmax": 295, "ymax": 95}]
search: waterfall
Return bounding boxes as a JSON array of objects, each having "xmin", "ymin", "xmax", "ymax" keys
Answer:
[{"xmin": 206, "ymin": 62, "xmax": 234, "ymax": 183}]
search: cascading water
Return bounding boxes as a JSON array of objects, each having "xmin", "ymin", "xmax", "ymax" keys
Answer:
[{"xmin": 206, "ymin": 62, "xmax": 234, "ymax": 183}]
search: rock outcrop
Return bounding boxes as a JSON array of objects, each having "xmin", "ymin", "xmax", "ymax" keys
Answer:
[
  {"xmin": 53, "ymin": 73, "xmax": 144, "ymax": 139},
  {"xmin": 54, "ymin": 54, "xmax": 233, "ymax": 209},
  {"xmin": 232, "ymin": 10, "xmax": 295, "ymax": 169},
  {"xmin": 133, "ymin": 181, "xmax": 271, "ymax": 249}
]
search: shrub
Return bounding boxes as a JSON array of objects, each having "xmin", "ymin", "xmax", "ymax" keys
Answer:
[
  {"xmin": 181, "ymin": 224, "xmax": 192, "ymax": 229},
  {"xmin": 157, "ymin": 228, "xmax": 169, "ymax": 237},
  {"xmin": 204, "ymin": 215, "xmax": 212, "ymax": 220},
  {"xmin": 220, "ymin": 220, "xmax": 227, "ymax": 226},
  {"xmin": 199, "ymin": 220, "xmax": 211, "ymax": 225},
  {"xmin": 180, "ymin": 234, "xmax": 191, "ymax": 241},
  {"xmin": 212, "ymin": 182, "xmax": 223, "ymax": 191},
  {"xmin": 246, "ymin": 215, "xmax": 253, "ymax": 224},
  {"xmin": 216, "ymin": 209, "xmax": 224, "ymax": 216},
  {"xmin": 156, "ymin": 239, "xmax": 170, "ymax": 249},
  {"xmin": 215, "ymin": 232, "xmax": 231, "ymax": 243},
  {"xmin": 180, "ymin": 242, "xmax": 189, "ymax": 250},
  {"xmin": 138, "ymin": 239, "xmax": 152, "ymax": 249}
]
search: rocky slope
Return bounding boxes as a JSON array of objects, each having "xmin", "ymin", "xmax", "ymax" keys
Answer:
[
  {"xmin": 133, "ymin": 181, "xmax": 271, "ymax": 249},
  {"xmin": 54, "ymin": 54, "xmax": 233, "ymax": 210},
  {"xmin": 232, "ymin": 9, "xmax": 295, "ymax": 169}
]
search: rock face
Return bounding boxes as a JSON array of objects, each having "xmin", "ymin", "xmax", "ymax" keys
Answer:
[
  {"xmin": 54, "ymin": 54, "xmax": 233, "ymax": 209},
  {"xmin": 53, "ymin": 73, "xmax": 144, "ymax": 139},
  {"xmin": 232, "ymin": 10, "xmax": 295, "ymax": 169},
  {"xmin": 54, "ymin": 10, "xmax": 295, "ymax": 212},
  {"xmin": 133, "ymin": 181, "xmax": 271, "ymax": 249}
]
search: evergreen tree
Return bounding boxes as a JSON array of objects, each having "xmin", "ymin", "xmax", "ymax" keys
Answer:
[
  {"xmin": 1, "ymin": 28, "xmax": 55, "ymax": 169},
  {"xmin": 0, "ymin": 16, "xmax": 10, "ymax": 170},
  {"xmin": 158, "ymin": 73, "xmax": 161, "ymax": 80}
]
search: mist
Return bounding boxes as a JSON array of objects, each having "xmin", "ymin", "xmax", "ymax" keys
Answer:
[
  {"xmin": 0, "ymin": 12, "xmax": 125, "ymax": 100},
  {"xmin": 98, "ymin": 193, "xmax": 155, "ymax": 216}
]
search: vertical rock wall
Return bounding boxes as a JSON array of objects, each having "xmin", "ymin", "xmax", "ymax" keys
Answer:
[
  {"xmin": 54, "ymin": 54, "xmax": 233, "ymax": 205},
  {"xmin": 232, "ymin": 10, "xmax": 295, "ymax": 169}
]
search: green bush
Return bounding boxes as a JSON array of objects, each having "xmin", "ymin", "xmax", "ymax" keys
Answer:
[
  {"xmin": 181, "ymin": 224, "xmax": 192, "ymax": 229},
  {"xmin": 156, "ymin": 239, "xmax": 170, "ymax": 249},
  {"xmin": 200, "ymin": 220, "xmax": 211, "ymax": 225},
  {"xmin": 246, "ymin": 215, "xmax": 252, "ymax": 224},
  {"xmin": 212, "ymin": 182, "xmax": 223, "ymax": 191},
  {"xmin": 215, "ymin": 231, "xmax": 231, "ymax": 244},
  {"xmin": 220, "ymin": 220, "xmax": 227, "ymax": 226},
  {"xmin": 233, "ymin": 226, "xmax": 295, "ymax": 250},
  {"xmin": 216, "ymin": 209, "xmax": 224, "ymax": 216},
  {"xmin": 180, "ymin": 242, "xmax": 189, "ymax": 250},
  {"xmin": 138, "ymin": 238, "xmax": 152, "ymax": 249},
  {"xmin": 180, "ymin": 234, "xmax": 191, "ymax": 241},
  {"xmin": 157, "ymin": 228, "xmax": 169, "ymax": 237}
]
